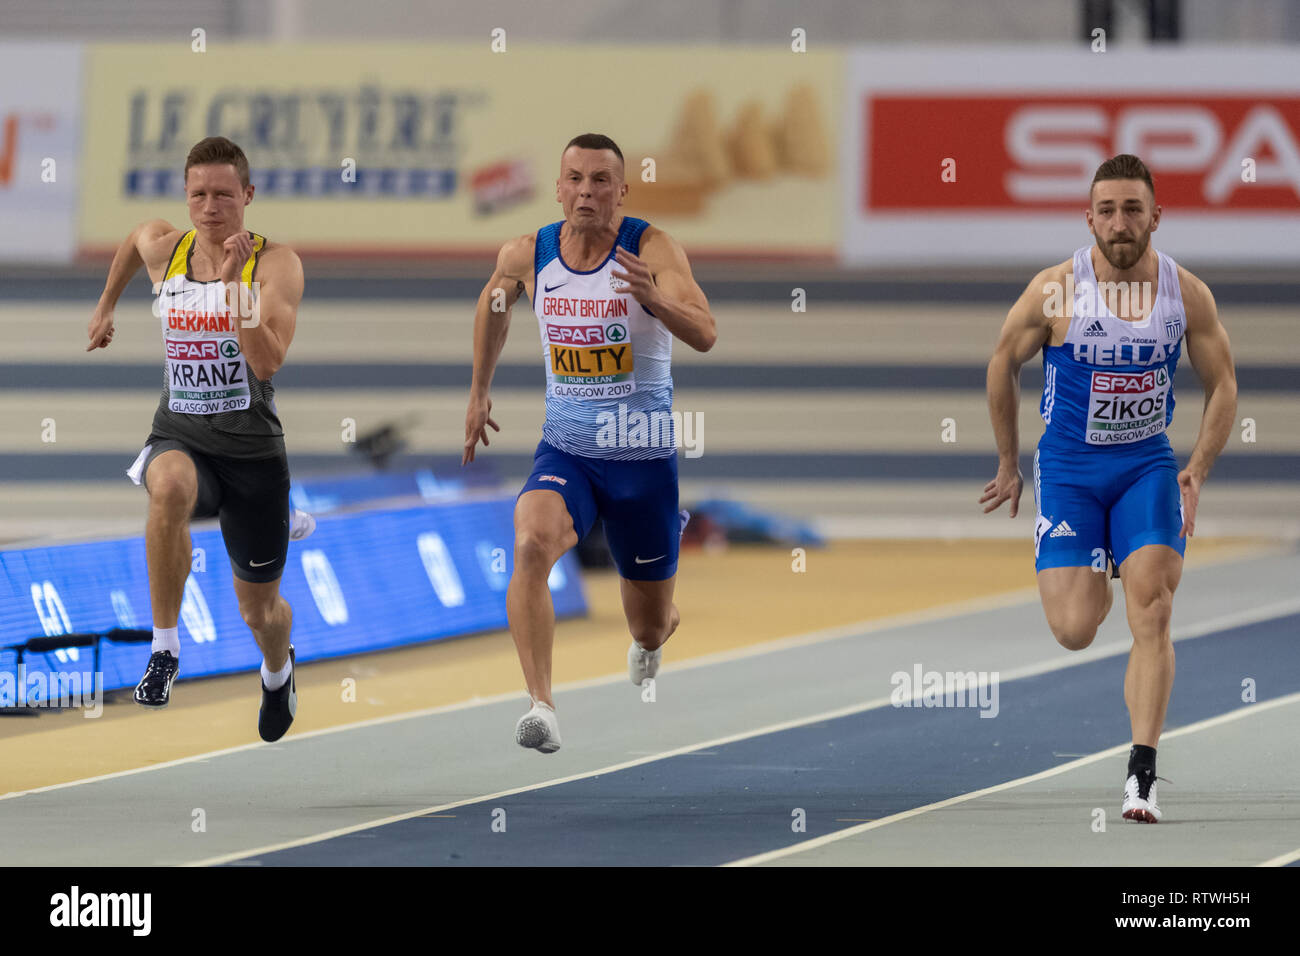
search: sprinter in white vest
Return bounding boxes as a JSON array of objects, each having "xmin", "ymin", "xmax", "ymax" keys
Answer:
[
  {"xmin": 463, "ymin": 133, "xmax": 717, "ymax": 753},
  {"xmin": 982, "ymin": 154, "xmax": 1238, "ymax": 823},
  {"xmin": 86, "ymin": 137, "xmax": 309, "ymax": 741}
]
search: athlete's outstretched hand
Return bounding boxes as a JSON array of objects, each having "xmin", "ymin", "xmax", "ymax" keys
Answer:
[
  {"xmin": 980, "ymin": 464, "xmax": 1023, "ymax": 517},
  {"xmin": 87, "ymin": 306, "xmax": 115, "ymax": 351},
  {"xmin": 463, "ymin": 393, "xmax": 500, "ymax": 465},
  {"xmin": 611, "ymin": 247, "xmax": 657, "ymax": 307},
  {"xmin": 1177, "ymin": 467, "xmax": 1201, "ymax": 538}
]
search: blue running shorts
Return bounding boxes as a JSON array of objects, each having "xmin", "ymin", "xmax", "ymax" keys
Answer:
[
  {"xmin": 519, "ymin": 440, "xmax": 680, "ymax": 581},
  {"xmin": 1032, "ymin": 437, "xmax": 1186, "ymax": 573}
]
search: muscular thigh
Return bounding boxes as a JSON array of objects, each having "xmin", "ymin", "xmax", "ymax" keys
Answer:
[
  {"xmin": 142, "ymin": 439, "xmax": 221, "ymax": 518},
  {"xmin": 515, "ymin": 488, "xmax": 580, "ymax": 555},
  {"xmin": 1038, "ymin": 563, "xmax": 1110, "ymax": 620},
  {"xmin": 1118, "ymin": 543, "xmax": 1183, "ymax": 603}
]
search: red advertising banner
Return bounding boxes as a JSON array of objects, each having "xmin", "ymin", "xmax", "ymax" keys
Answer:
[
  {"xmin": 866, "ymin": 96, "xmax": 1300, "ymax": 211},
  {"xmin": 843, "ymin": 49, "xmax": 1300, "ymax": 266}
]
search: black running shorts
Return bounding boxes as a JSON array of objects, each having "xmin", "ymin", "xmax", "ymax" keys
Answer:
[{"xmin": 135, "ymin": 436, "xmax": 291, "ymax": 584}]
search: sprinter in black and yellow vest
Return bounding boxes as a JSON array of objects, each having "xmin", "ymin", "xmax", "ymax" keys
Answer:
[{"xmin": 87, "ymin": 137, "xmax": 307, "ymax": 741}]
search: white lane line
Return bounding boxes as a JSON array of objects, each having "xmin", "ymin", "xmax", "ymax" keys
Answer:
[
  {"xmin": 1257, "ymin": 847, "xmax": 1300, "ymax": 867},
  {"xmin": 722, "ymin": 692, "xmax": 1300, "ymax": 867},
  {"xmin": 184, "ymin": 606, "xmax": 1300, "ymax": 868},
  {"xmin": 0, "ymin": 586, "xmax": 1042, "ymax": 802},
  {"xmin": 184, "ymin": 693, "xmax": 905, "ymax": 867},
  {"xmin": 4, "ymin": 576, "xmax": 1297, "ymax": 807}
]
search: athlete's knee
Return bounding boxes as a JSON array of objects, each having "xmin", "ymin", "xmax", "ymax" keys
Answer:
[
  {"xmin": 1041, "ymin": 573, "xmax": 1110, "ymax": 650},
  {"xmin": 238, "ymin": 595, "xmax": 279, "ymax": 632},
  {"xmin": 629, "ymin": 606, "xmax": 675, "ymax": 651},
  {"xmin": 1126, "ymin": 584, "xmax": 1174, "ymax": 639},
  {"xmin": 513, "ymin": 526, "xmax": 572, "ymax": 572},
  {"xmin": 630, "ymin": 600, "xmax": 679, "ymax": 651},
  {"xmin": 1052, "ymin": 623, "xmax": 1098, "ymax": 652},
  {"xmin": 146, "ymin": 468, "xmax": 197, "ymax": 515},
  {"xmin": 1046, "ymin": 606, "xmax": 1099, "ymax": 651}
]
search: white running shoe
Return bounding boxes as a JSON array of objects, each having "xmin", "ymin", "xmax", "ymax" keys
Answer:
[
  {"xmin": 515, "ymin": 700, "xmax": 561, "ymax": 754},
  {"xmin": 1122, "ymin": 770, "xmax": 1163, "ymax": 823},
  {"xmin": 628, "ymin": 642, "xmax": 662, "ymax": 686},
  {"xmin": 289, "ymin": 509, "xmax": 316, "ymax": 541}
]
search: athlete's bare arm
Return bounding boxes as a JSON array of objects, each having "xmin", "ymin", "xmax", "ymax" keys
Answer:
[
  {"xmin": 463, "ymin": 234, "xmax": 535, "ymax": 464},
  {"xmin": 219, "ymin": 237, "xmax": 303, "ymax": 380},
  {"xmin": 1174, "ymin": 267, "xmax": 1237, "ymax": 537},
  {"xmin": 87, "ymin": 219, "xmax": 184, "ymax": 351},
  {"xmin": 981, "ymin": 261, "xmax": 1067, "ymax": 516},
  {"xmin": 612, "ymin": 225, "xmax": 716, "ymax": 352}
]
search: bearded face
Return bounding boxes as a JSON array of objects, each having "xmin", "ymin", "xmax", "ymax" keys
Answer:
[{"xmin": 1088, "ymin": 179, "xmax": 1158, "ymax": 271}]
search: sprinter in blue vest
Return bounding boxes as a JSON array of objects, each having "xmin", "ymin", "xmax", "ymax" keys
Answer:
[
  {"xmin": 463, "ymin": 134, "xmax": 717, "ymax": 753},
  {"xmin": 983, "ymin": 154, "xmax": 1238, "ymax": 823}
]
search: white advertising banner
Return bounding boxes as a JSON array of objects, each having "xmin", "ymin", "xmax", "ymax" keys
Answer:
[
  {"xmin": 0, "ymin": 42, "xmax": 83, "ymax": 263},
  {"xmin": 842, "ymin": 47, "xmax": 1300, "ymax": 267}
]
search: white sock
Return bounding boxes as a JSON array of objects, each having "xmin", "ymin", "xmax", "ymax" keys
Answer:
[
  {"xmin": 261, "ymin": 655, "xmax": 293, "ymax": 691},
  {"xmin": 152, "ymin": 626, "xmax": 180, "ymax": 656}
]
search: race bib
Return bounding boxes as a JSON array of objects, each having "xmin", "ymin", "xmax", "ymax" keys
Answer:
[
  {"xmin": 1086, "ymin": 367, "xmax": 1169, "ymax": 445},
  {"xmin": 544, "ymin": 320, "xmax": 636, "ymax": 400},
  {"xmin": 165, "ymin": 337, "xmax": 251, "ymax": 414}
]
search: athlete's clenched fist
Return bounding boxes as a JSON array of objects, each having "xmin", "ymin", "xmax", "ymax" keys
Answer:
[
  {"xmin": 220, "ymin": 231, "xmax": 255, "ymax": 284},
  {"xmin": 611, "ymin": 247, "xmax": 658, "ymax": 308}
]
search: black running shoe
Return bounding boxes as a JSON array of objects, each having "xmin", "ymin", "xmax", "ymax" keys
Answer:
[
  {"xmin": 258, "ymin": 645, "xmax": 297, "ymax": 743},
  {"xmin": 134, "ymin": 650, "xmax": 179, "ymax": 708}
]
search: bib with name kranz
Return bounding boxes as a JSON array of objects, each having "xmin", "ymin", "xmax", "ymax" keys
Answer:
[{"xmin": 156, "ymin": 230, "xmax": 264, "ymax": 415}]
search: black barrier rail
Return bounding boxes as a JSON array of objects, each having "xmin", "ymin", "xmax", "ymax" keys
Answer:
[
  {"xmin": 0, "ymin": 628, "xmax": 151, "ymax": 714},
  {"xmin": 3, "ymin": 450, "xmax": 1299, "ymax": 483}
]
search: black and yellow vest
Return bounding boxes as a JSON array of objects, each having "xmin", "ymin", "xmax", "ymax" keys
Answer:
[{"xmin": 149, "ymin": 229, "xmax": 284, "ymax": 458}]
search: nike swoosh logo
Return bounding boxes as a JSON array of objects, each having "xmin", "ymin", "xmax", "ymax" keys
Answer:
[
  {"xmin": 249, "ymin": 558, "xmax": 276, "ymax": 567},
  {"xmin": 634, "ymin": 554, "xmax": 665, "ymax": 564},
  {"xmin": 544, "ymin": 283, "xmax": 568, "ymax": 293}
]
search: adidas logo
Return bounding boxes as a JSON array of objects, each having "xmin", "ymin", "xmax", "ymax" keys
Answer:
[
  {"xmin": 1049, "ymin": 521, "xmax": 1077, "ymax": 537},
  {"xmin": 1081, "ymin": 320, "xmax": 1107, "ymax": 337}
]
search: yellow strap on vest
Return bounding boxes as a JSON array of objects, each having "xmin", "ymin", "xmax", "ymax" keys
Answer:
[{"xmin": 162, "ymin": 229, "xmax": 266, "ymax": 284}]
